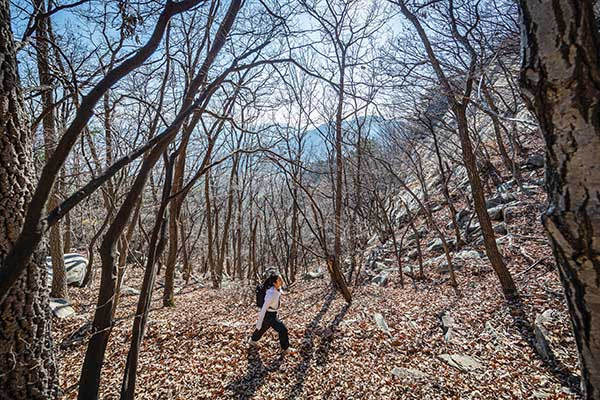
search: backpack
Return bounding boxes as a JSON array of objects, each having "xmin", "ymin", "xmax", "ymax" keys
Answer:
[{"xmin": 255, "ymin": 284, "xmax": 267, "ymax": 308}]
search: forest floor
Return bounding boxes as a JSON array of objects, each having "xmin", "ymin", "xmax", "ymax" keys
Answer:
[{"xmin": 53, "ymin": 178, "xmax": 582, "ymax": 400}]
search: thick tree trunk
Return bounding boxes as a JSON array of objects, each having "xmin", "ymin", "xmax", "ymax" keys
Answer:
[
  {"xmin": 0, "ymin": 0, "xmax": 59, "ymax": 396},
  {"xmin": 519, "ymin": 1, "xmax": 600, "ymax": 397}
]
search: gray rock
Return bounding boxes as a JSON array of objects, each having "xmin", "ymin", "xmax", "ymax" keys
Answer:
[
  {"xmin": 120, "ymin": 286, "xmax": 141, "ymax": 296},
  {"xmin": 373, "ymin": 262, "xmax": 388, "ymax": 273},
  {"xmin": 497, "ymin": 180, "xmax": 516, "ymax": 193},
  {"xmin": 374, "ymin": 313, "xmax": 391, "ymax": 335},
  {"xmin": 427, "ymin": 238, "xmax": 444, "ymax": 252},
  {"xmin": 493, "ymin": 223, "xmax": 508, "ymax": 235},
  {"xmin": 485, "ymin": 192, "xmax": 517, "ymax": 209},
  {"xmin": 391, "ymin": 367, "xmax": 428, "ymax": 380},
  {"xmin": 534, "ymin": 309, "xmax": 559, "ymax": 361},
  {"xmin": 525, "ymin": 153, "xmax": 544, "ymax": 169},
  {"xmin": 49, "ymin": 298, "xmax": 75, "ymax": 319},
  {"xmin": 45, "ymin": 253, "xmax": 88, "ymax": 287},
  {"xmin": 372, "ymin": 270, "xmax": 390, "ymax": 286},
  {"xmin": 487, "ymin": 205, "xmax": 504, "ymax": 221},
  {"xmin": 438, "ymin": 354, "xmax": 483, "ymax": 372},
  {"xmin": 306, "ymin": 269, "xmax": 324, "ymax": 279},
  {"xmin": 455, "ymin": 250, "xmax": 482, "ymax": 260},
  {"xmin": 407, "ymin": 249, "xmax": 418, "ymax": 260},
  {"xmin": 465, "ymin": 223, "xmax": 481, "ymax": 236},
  {"xmin": 440, "ymin": 311, "xmax": 455, "ymax": 342},
  {"xmin": 456, "ymin": 209, "xmax": 471, "ymax": 228},
  {"xmin": 427, "ymin": 237, "xmax": 455, "ymax": 253},
  {"xmin": 431, "ymin": 255, "xmax": 464, "ymax": 274}
]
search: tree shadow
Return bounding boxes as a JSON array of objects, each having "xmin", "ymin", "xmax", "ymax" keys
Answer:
[
  {"xmin": 507, "ymin": 297, "xmax": 580, "ymax": 394},
  {"xmin": 285, "ymin": 289, "xmax": 346, "ymax": 399},
  {"xmin": 225, "ymin": 346, "xmax": 283, "ymax": 399}
]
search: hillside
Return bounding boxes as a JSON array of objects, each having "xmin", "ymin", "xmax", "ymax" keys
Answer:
[{"xmin": 53, "ymin": 175, "xmax": 580, "ymax": 399}]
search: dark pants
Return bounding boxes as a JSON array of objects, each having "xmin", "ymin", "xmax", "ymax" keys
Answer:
[{"xmin": 251, "ymin": 311, "xmax": 289, "ymax": 350}]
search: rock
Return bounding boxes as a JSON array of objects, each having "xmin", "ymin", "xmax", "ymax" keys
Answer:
[
  {"xmin": 440, "ymin": 311, "xmax": 455, "ymax": 342},
  {"xmin": 497, "ymin": 180, "xmax": 516, "ymax": 193},
  {"xmin": 534, "ymin": 309, "xmax": 559, "ymax": 361},
  {"xmin": 456, "ymin": 209, "xmax": 471, "ymax": 228},
  {"xmin": 407, "ymin": 249, "xmax": 418, "ymax": 260},
  {"xmin": 373, "ymin": 262, "xmax": 388, "ymax": 273},
  {"xmin": 455, "ymin": 249, "xmax": 482, "ymax": 260},
  {"xmin": 372, "ymin": 270, "xmax": 390, "ymax": 286},
  {"xmin": 374, "ymin": 313, "xmax": 391, "ymax": 335},
  {"xmin": 485, "ymin": 192, "xmax": 516, "ymax": 209},
  {"xmin": 305, "ymin": 269, "xmax": 324, "ymax": 279},
  {"xmin": 430, "ymin": 255, "xmax": 464, "ymax": 274},
  {"xmin": 427, "ymin": 237, "xmax": 455, "ymax": 253},
  {"xmin": 402, "ymin": 265, "xmax": 419, "ymax": 279},
  {"xmin": 367, "ymin": 234, "xmax": 380, "ymax": 247},
  {"xmin": 46, "ymin": 253, "xmax": 88, "ymax": 287},
  {"xmin": 524, "ymin": 153, "xmax": 544, "ymax": 169},
  {"xmin": 487, "ymin": 205, "xmax": 504, "ymax": 221},
  {"xmin": 49, "ymin": 298, "xmax": 76, "ymax": 319},
  {"xmin": 391, "ymin": 367, "xmax": 428, "ymax": 380},
  {"xmin": 438, "ymin": 354, "xmax": 483, "ymax": 372},
  {"xmin": 120, "ymin": 286, "xmax": 141, "ymax": 296},
  {"xmin": 493, "ymin": 223, "xmax": 508, "ymax": 235},
  {"xmin": 406, "ymin": 227, "xmax": 427, "ymax": 242},
  {"xmin": 465, "ymin": 222, "xmax": 481, "ymax": 236}
]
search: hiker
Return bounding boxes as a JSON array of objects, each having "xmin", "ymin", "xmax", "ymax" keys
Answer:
[{"xmin": 249, "ymin": 271, "xmax": 295, "ymax": 354}]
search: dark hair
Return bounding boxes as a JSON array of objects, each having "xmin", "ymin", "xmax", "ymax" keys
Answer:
[{"xmin": 262, "ymin": 270, "xmax": 281, "ymax": 289}]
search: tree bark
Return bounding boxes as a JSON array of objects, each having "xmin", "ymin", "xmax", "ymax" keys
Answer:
[
  {"xmin": 519, "ymin": 1, "xmax": 600, "ymax": 397},
  {"xmin": 0, "ymin": 0, "xmax": 59, "ymax": 396}
]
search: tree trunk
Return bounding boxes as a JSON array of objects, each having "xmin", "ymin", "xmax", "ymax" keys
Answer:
[
  {"xmin": 333, "ymin": 53, "xmax": 352, "ymax": 304},
  {"xmin": 34, "ymin": 0, "xmax": 67, "ymax": 299},
  {"xmin": 0, "ymin": 0, "xmax": 59, "ymax": 395},
  {"xmin": 519, "ymin": 1, "xmax": 600, "ymax": 397},
  {"xmin": 454, "ymin": 105, "xmax": 517, "ymax": 299}
]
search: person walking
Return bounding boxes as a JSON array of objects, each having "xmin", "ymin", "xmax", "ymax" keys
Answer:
[{"xmin": 249, "ymin": 271, "xmax": 296, "ymax": 354}]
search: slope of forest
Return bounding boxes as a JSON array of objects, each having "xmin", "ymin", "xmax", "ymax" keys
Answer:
[
  {"xmin": 3, "ymin": 0, "xmax": 600, "ymax": 399},
  {"xmin": 53, "ymin": 165, "xmax": 581, "ymax": 399}
]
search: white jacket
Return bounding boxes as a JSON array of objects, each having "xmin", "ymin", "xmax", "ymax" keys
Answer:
[{"xmin": 256, "ymin": 287, "xmax": 281, "ymax": 330}]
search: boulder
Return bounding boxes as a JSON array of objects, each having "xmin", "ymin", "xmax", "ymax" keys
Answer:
[
  {"xmin": 485, "ymin": 192, "xmax": 517, "ymax": 209},
  {"xmin": 49, "ymin": 298, "xmax": 76, "ymax": 319},
  {"xmin": 455, "ymin": 249, "xmax": 482, "ymax": 260},
  {"xmin": 46, "ymin": 253, "xmax": 88, "ymax": 287},
  {"xmin": 534, "ymin": 309, "xmax": 559, "ymax": 361},
  {"xmin": 493, "ymin": 223, "xmax": 508, "ymax": 235},
  {"xmin": 497, "ymin": 180, "xmax": 516, "ymax": 193},
  {"xmin": 438, "ymin": 354, "xmax": 483, "ymax": 372},
  {"xmin": 440, "ymin": 311, "xmax": 455, "ymax": 342},
  {"xmin": 427, "ymin": 237, "xmax": 455, "ymax": 253},
  {"xmin": 120, "ymin": 286, "xmax": 141, "ymax": 296},
  {"xmin": 456, "ymin": 209, "xmax": 471, "ymax": 228},
  {"xmin": 391, "ymin": 367, "xmax": 428, "ymax": 380},
  {"xmin": 407, "ymin": 249, "xmax": 418, "ymax": 260},
  {"xmin": 373, "ymin": 262, "xmax": 388, "ymax": 273},
  {"xmin": 372, "ymin": 270, "xmax": 390, "ymax": 286},
  {"xmin": 305, "ymin": 269, "xmax": 324, "ymax": 280},
  {"xmin": 374, "ymin": 313, "xmax": 391, "ymax": 335},
  {"xmin": 524, "ymin": 153, "xmax": 544, "ymax": 170},
  {"xmin": 487, "ymin": 205, "xmax": 504, "ymax": 221}
]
